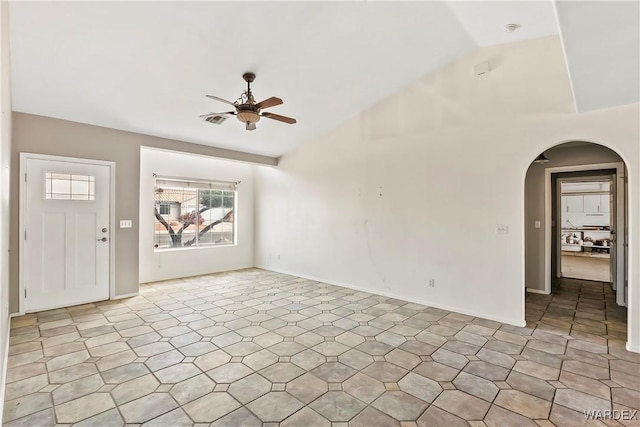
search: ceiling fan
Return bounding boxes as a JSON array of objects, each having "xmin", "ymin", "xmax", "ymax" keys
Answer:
[{"xmin": 201, "ymin": 72, "xmax": 297, "ymax": 131}]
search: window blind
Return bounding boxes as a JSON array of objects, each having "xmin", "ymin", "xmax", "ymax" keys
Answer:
[{"xmin": 155, "ymin": 177, "xmax": 238, "ymax": 191}]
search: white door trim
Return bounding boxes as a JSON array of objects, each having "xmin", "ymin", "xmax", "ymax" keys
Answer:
[
  {"xmin": 544, "ymin": 161, "xmax": 625, "ymax": 294},
  {"xmin": 19, "ymin": 153, "xmax": 116, "ymax": 315}
]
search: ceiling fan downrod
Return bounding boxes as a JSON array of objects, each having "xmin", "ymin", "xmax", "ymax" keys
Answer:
[{"xmin": 243, "ymin": 72, "xmax": 256, "ymax": 104}]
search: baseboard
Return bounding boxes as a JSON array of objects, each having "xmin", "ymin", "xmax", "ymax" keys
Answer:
[
  {"xmin": 111, "ymin": 292, "xmax": 139, "ymax": 300},
  {"xmin": 626, "ymin": 342, "xmax": 640, "ymax": 354},
  {"xmin": 255, "ymin": 265, "xmax": 525, "ymax": 327},
  {"xmin": 0, "ymin": 314, "xmax": 11, "ymax": 420},
  {"xmin": 140, "ymin": 263, "xmax": 255, "ymax": 285},
  {"xmin": 526, "ymin": 288, "xmax": 549, "ymax": 295},
  {"xmin": 9, "ymin": 312, "xmax": 22, "ymax": 318}
]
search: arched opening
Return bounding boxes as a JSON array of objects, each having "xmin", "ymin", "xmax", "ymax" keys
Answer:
[{"xmin": 524, "ymin": 141, "xmax": 629, "ymax": 347}]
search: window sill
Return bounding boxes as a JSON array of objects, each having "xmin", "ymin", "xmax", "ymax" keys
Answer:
[{"xmin": 153, "ymin": 243, "xmax": 237, "ymax": 253}]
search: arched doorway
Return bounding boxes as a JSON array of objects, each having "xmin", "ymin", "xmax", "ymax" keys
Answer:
[{"xmin": 524, "ymin": 141, "xmax": 628, "ymax": 346}]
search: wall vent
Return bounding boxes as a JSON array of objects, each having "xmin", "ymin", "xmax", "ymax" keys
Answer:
[{"xmin": 204, "ymin": 115, "xmax": 228, "ymax": 125}]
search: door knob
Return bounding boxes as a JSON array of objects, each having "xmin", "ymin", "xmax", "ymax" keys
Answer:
[
  {"xmin": 102, "ymin": 228, "xmax": 108, "ymax": 233},
  {"xmin": 98, "ymin": 237, "xmax": 108, "ymax": 242}
]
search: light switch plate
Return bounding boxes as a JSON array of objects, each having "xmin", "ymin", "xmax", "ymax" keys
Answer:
[
  {"xmin": 120, "ymin": 220, "xmax": 133, "ymax": 228},
  {"xmin": 535, "ymin": 221, "xmax": 541, "ymax": 229}
]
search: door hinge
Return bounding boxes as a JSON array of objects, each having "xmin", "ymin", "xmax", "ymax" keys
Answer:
[
  {"xmin": 24, "ymin": 173, "xmax": 27, "ymax": 183},
  {"xmin": 24, "ymin": 230, "xmax": 26, "ymax": 240},
  {"xmin": 24, "ymin": 289, "xmax": 27, "ymax": 298}
]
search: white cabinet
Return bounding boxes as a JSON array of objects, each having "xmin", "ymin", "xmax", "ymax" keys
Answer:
[
  {"xmin": 584, "ymin": 194, "xmax": 610, "ymax": 213},
  {"xmin": 565, "ymin": 195, "xmax": 583, "ymax": 213},
  {"xmin": 600, "ymin": 194, "xmax": 610, "ymax": 213},
  {"xmin": 583, "ymin": 194, "xmax": 600, "ymax": 213},
  {"xmin": 563, "ymin": 194, "xmax": 610, "ymax": 213}
]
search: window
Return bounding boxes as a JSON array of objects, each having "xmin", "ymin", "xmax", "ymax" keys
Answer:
[
  {"xmin": 153, "ymin": 177, "xmax": 236, "ymax": 250},
  {"xmin": 45, "ymin": 173, "xmax": 95, "ymax": 200}
]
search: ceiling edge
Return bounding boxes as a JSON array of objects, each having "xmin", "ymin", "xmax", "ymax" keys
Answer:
[{"xmin": 551, "ymin": 0, "xmax": 578, "ymax": 115}]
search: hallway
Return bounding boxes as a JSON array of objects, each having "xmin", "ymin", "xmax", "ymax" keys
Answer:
[
  {"xmin": 526, "ymin": 278, "xmax": 626, "ymax": 342},
  {"xmin": 561, "ymin": 253, "xmax": 611, "ymax": 283}
]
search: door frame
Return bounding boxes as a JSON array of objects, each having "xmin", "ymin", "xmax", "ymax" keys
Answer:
[
  {"xmin": 556, "ymin": 174, "xmax": 615, "ymax": 283},
  {"xmin": 19, "ymin": 153, "xmax": 116, "ymax": 315},
  {"xmin": 543, "ymin": 161, "xmax": 626, "ymax": 296}
]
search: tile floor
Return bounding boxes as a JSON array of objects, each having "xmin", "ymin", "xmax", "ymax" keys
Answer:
[{"xmin": 3, "ymin": 269, "xmax": 639, "ymax": 426}]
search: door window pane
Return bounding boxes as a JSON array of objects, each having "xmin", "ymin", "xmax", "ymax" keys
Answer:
[{"xmin": 45, "ymin": 173, "xmax": 95, "ymax": 200}]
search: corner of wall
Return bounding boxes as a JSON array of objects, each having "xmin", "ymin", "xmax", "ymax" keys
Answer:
[{"xmin": 0, "ymin": 0, "xmax": 13, "ymax": 415}]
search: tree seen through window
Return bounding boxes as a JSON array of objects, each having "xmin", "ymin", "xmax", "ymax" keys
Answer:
[{"xmin": 154, "ymin": 181, "xmax": 235, "ymax": 249}]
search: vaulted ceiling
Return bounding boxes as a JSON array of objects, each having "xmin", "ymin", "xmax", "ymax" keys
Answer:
[{"xmin": 8, "ymin": 1, "xmax": 639, "ymax": 158}]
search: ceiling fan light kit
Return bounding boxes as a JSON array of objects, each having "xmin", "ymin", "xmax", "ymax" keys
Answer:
[
  {"xmin": 201, "ymin": 72, "xmax": 296, "ymax": 131},
  {"xmin": 236, "ymin": 110, "xmax": 260, "ymax": 124}
]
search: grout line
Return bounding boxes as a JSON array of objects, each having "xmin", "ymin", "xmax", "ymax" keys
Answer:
[{"xmin": 4, "ymin": 272, "xmax": 633, "ymax": 425}]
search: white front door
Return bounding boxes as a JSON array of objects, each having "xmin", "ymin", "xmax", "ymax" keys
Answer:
[{"xmin": 24, "ymin": 157, "xmax": 111, "ymax": 312}]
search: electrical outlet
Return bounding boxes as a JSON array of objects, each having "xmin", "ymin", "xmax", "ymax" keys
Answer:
[
  {"xmin": 428, "ymin": 279, "xmax": 435, "ymax": 288},
  {"xmin": 535, "ymin": 221, "xmax": 541, "ymax": 229}
]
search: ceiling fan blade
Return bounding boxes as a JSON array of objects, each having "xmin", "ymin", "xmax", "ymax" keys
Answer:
[
  {"xmin": 205, "ymin": 95, "xmax": 236, "ymax": 106},
  {"xmin": 262, "ymin": 112, "xmax": 297, "ymax": 124},
  {"xmin": 199, "ymin": 111, "xmax": 235, "ymax": 118},
  {"xmin": 246, "ymin": 122, "xmax": 257, "ymax": 131},
  {"xmin": 255, "ymin": 97, "xmax": 283, "ymax": 109}
]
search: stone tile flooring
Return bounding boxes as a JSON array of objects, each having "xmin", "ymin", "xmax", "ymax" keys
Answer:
[{"xmin": 3, "ymin": 269, "xmax": 639, "ymax": 426}]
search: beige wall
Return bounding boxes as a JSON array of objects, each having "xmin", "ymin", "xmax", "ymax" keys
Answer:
[
  {"xmin": 1, "ymin": 0, "xmax": 13, "ymax": 409},
  {"xmin": 10, "ymin": 113, "xmax": 276, "ymax": 313},
  {"xmin": 525, "ymin": 143, "xmax": 623, "ymax": 292}
]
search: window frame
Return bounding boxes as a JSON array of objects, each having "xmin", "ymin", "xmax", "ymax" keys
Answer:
[{"xmin": 153, "ymin": 176, "xmax": 238, "ymax": 251}]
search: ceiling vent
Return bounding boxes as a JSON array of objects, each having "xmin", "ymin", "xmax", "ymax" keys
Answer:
[{"xmin": 204, "ymin": 115, "xmax": 227, "ymax": 125}]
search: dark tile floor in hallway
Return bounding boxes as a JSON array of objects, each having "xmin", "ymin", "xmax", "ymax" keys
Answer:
[{"xmin": 3, "ymin": 270, "xmax": 639, "ymax": 426}]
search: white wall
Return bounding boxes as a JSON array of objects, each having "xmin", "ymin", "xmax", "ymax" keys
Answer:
[
  {"xmin": 255, "ymin": 36, "xmax": 640, "ymax": 351},
  {"xmin": 0, "ymin": 0, "xmax": 11, "ymax": 412},
  {"xmin": 139, "ymin": 147, "xmax": 255, "ymax": 283}
]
